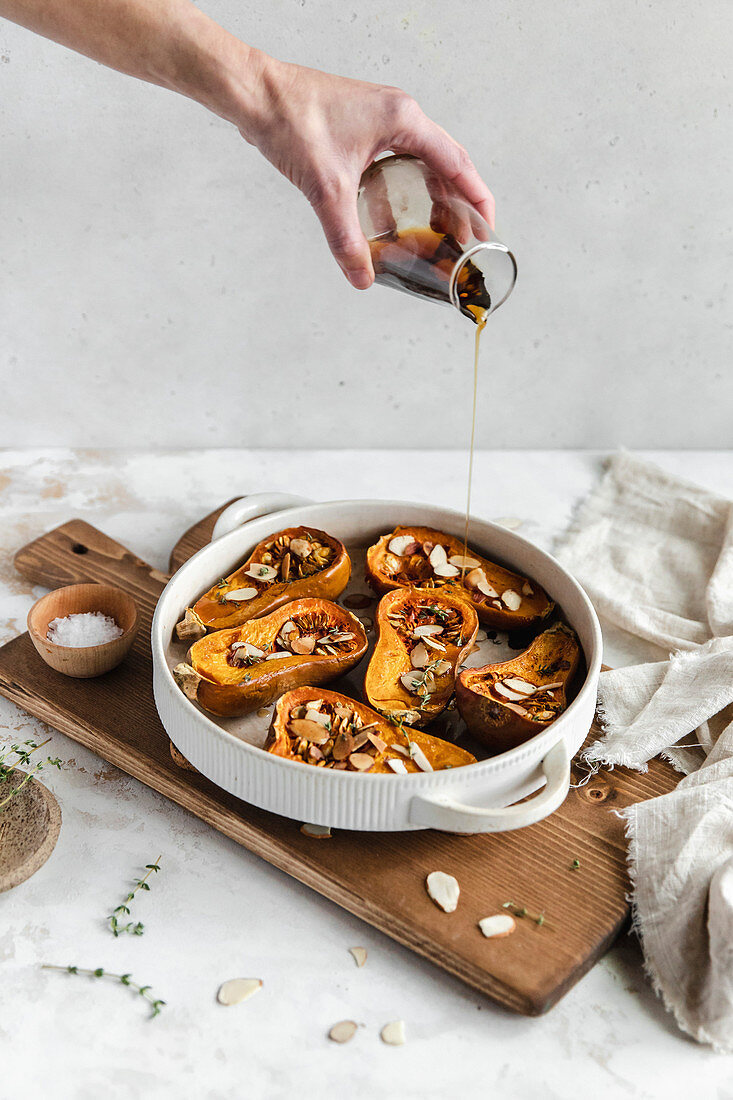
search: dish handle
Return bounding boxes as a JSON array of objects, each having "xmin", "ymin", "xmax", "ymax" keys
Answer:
[
  {"xmin": 212, "ymin": 493, "xmax": 314, "ymax": 540},
  {"xmin": 408, "ymin": 738, "xmax": 571, "ymax": 834}
]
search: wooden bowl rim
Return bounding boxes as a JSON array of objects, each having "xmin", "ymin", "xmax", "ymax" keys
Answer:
[
  {"xmin": 0, "ymin": 769, "xmax": 62, "ymax": 893},
  {"xmin": 27, "ymin": 583, "xmax": 139, "ymax": 652}
]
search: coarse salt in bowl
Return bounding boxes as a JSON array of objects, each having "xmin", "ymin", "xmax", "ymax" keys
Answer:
[{"xmin": 28, "ymin": 584, "xmax": 139, "ymax": 678}]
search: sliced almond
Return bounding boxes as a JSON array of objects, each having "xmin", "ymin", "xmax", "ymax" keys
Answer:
[
  {"xmin": 409, "ymin": 743, "xmax": 433, "ymax": 772},
  {"xmin": 465, "ymin": 568, "xmax": 499, "ymax": 598},
  {"xmin": 400, "ymin": 671, "xmax": 425, "ymax": 694},
  {"xmin": 426, "ymin": 871, "xmax": 460, "ymax": 913},
  {"xmin": 265, "ymin": 651, "xmax": 290, "ymax": 661},
  {"xmin": 433, "ymin": 562, "xmax": 460, "ymax": 578},
  {"xmin": 244, "ymin": 563, "xmax": 278, "ymax": 582},
  {"xmin": 380, "ymin": 1020, "xmax": 406, "ymax": 1046},
  {"xmin": 413, "ymin": 624, "xmax": 444, "ymax": 638},
  {"xmin": 388, "ymin": 758, "xmax": 408, "ymax": 774},
  {"xmin": 332, "ymin": 731, "xmax": 355, "ymax": 760},
  {"xmin": 365, "ymin": 730, "xmax": 388, "ymax": 754},
  {"xmin": 388, "ymin": 535, "xmax": 419, "ymax": 556},
  {"xmin": 431, "ymin": 659, "xmax": 452, "ymax": 677},
  {"xmin": 478, "ymin": 914, "xmax": 516, "ymax": 938},
  {"xmin": 522, "ymin": 581, "xmax": 534, "ymax": 596},
  {"xmin": 216, "ymin": 978, "xmax": 262, "ymax": 1006},
  {"xmin": 503, "ymin": 702, "xmax": 530, "ymax": 717},
  {"xmin": 429, "ymin": 544, "xmax": 448, "ymax": 568},
  {"xmin": 536, "ymin": 681, "xmax": 564, "ymax": 692},
  {"xmin": 493, "ymin": 682, "xmax": 528, "ymax": 702},
  {"xmin": 308, "ymin": 745, "xmax": 324, "ymax": 761},
  {"xmin": 477, "ymin": 579, "xmax": 500, "ymax": 599},
  {"xmin": 501, "ymin": 590, "xmax": 522, "ymax": 612},
  {"xmin": 349, "ymin": 947, "xmax": 367, "ymax": 968},
  {"xmin": 503, "ymin": 677, "xmax": 538, "ymax": 694},
  {"xmin": 448, "ymin": 554, "xmax": 481, "ymax": 569},
  {"xmin": 349, "ymin": 752, "xmax": 374, "ymax": 771},
  {"xmin": 421, "ymin": 635, "xmax": 447, "ymax": 653},
  {"xmin": 304, "ymin": 708, "xmax": 330, "ymax": 726},
  {"xmin": 410, "ymin": 642, "xmax": 430, "ymax": 669},
  {"xmin": 291, "ymin": 635, "xmax": 316, "ymax": 655},
  {"xmin": 224, "ymin": 587, "xmax": 259, "ymax": 602},
  {"xmin": 289, "ymin": 538, "xmax": 312, "ymax": 558},
  {"xmin": 300, "ymin": 822, "xmax": 332, "ymax": 838},
  {"xmin": 280, "ymin": 552, "xmax": 291, "ymax": 581},
  {"xmin": 280, "ymin": 620, "xmax": 298, "ymax": 637},
  {"xmin": 239, "ymin": 642, "xmax": 265, "ymax": 659},
  {"xmin": 329, "ymin": 1020, "xmax": 358, "ymax": 1044},
  {"xmin": 390, "ymin": 744, "xmax": 411, "ymax": 757},
  {"xmin": 289, "ymin": 718, "xmax": 330, "ymax": 743}
]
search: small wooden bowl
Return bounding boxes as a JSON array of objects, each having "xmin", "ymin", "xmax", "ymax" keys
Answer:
[
  {"xmin": 0, "ymin": 769, "xmax": 62, "ymax": 893},
  {"xmin": 28, "ymin": 583, "xmax": 139, "ymax": 678}
]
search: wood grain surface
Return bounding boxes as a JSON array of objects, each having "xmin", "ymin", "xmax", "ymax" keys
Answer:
[{"xmin": 0, "ymin": 512, "xmax": 679, "ymax": 1015}]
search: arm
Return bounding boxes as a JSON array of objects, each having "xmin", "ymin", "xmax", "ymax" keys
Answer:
[{"xmin": 0, "ymin": 0, "xmax": 495, "ymax": 289}]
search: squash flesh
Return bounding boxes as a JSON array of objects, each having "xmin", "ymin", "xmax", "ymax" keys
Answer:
[
  {"xmin": 266, "ymin": 687, "xmax": 476, "ymax": 773},
  {"xmin": 364, "ymin": 588, "xmax": 478, "ymax": 727},
  {"xmin": 366, "ymin": 525, "xmax": 553, "ymax": 630}
]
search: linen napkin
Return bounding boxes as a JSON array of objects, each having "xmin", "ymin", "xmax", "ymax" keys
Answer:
[{"xmin": 556, "ymin": 452, "xmax": 733, "ymax": 1052}]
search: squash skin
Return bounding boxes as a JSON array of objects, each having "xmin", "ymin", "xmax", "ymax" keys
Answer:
[
  {"xmin": 366, "ymin": 525, "xmax": 553, "ymax": 630},
  {"xmin": 192, "ymin": 526, "xmax": 351, "ymax": 631},
  {"xmin": 187, "ymin": 599, "xmax": 367, "ymax": 718},
  {"xmin": 266, "ymin": 687, "xmax": 476, "ymax": 772},
  {"xmin": 455, "ymin": 622, "xmax": 580, "ymax": 752},
  {"xmin": 364, "ymin": 588, "xmax": 478, "ymax": 728}
]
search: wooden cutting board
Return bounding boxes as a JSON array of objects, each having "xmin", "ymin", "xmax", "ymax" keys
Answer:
[{"xmin": 0, "ymin": 508, "xmax": 678, "ymax": 1015}]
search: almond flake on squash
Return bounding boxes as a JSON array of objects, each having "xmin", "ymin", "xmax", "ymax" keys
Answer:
[
  {"xmin": 224, "ymin": 587, "xmax": 259, "ymax": 602},
  {"xmin": 522, "ymin": 581, "xmax": 534, "ymax": 596},
  {"xmin": 300, "ymin": 822, "xmax": 332, "ymax": 838},
  {"xmin": 349, "ymin": 752, "xmax": 374, "ymax": 771},
  {"xmin": 426, "ymin": 871, "xmax": 460, "ymax": 912},
  {"xmin": 349, "ymin": 947, "xmax": 368, "ymax": 968},
  {"xmin": 493, "ymin": 682, "xmax": 528, "ymax": 702},
  {"xmin": 448, "ymin": 554, "xmax": 481, "ymax": 569},
  {"xmin": 409, "ymin": 744, "xmax": 433, "ymax": 772},
  {"xmin": 281, "ymin": 620, "xmax": 298, "ymax": 637},
  {"xmin": 421, "ymin": 635, "xmax": 446, "ymax": 652},
  {"xmin": 429, "ymin": 544, "xmax": 448, "ymax": 568},
  {"xmin": 410, "ymin": 642, "xmax": 430, "ymax": 669},
  {"xmin": 365, "ymin": 730, "xmax": 388, "ymax": 754},
  {"xmin": 289, "ymin": 718, "xmax": 330, "ymax": 743},
  {"xmin": 433, "ymin": 562, "xmax": 461, "ymax": 578},
  {"xmin": 291, "ymin": 635, "xmax": 316, "ymax": 655},
  {"xmin": 503, "ymin": 677, "xmax": 537, "ymax": 694},
  {"xmin": 477, "ymin": 579, "xmax": 500, "ymax": 599},
  {"xmin": 380, "ymin": 1020, "xmax": 406, "ymax": 1046},
  {"xmin": 503, "ymin": 702, "xmax": 530, "ymax": 717},
  {"xmin": 265, "ymin": 651, "xmax": 290, "ymax": 660},
  {"xmin": 329, "ymin": 1020, "xmax": 358, "ymax": 1044},
  {"xmin": 502, "ymin": 590, "xmax": 522, "ymax": 611},
  {"xmin": 289, "ymin": 538, "xmax": 312, "ymax": 558},
  {"xmin": 431, "ymin": 659, "xmax": 452, "ymax": 677},
  {"xmin": 388, "ymin": 535, "xmax": 418, "ymax": 556},
  {"xmin": 304, "ymin": 708, "xmax": 330, "ymax": 726},
  {"xmin": 216, "ymin": 978, "xmax": 262, "ymax": 1006},
  {"xmin": 400, "ymin": 671, "xmax": 425, "ymax": 694},
  {"xmin": 478, "ymin": 914, "xmax": 516, "ymax": 938},
  {"xmin": 413, "ymin": 624, "xmax": 443, "ymax": 638},
  {"xmin": 388, "ymin": 758, "xmax": 408, "ymax": 774},
  {"xmin": 390, "ymin": 744, "xmax": 410, "ymax": 757},
  {"xmin": 244, "ymin": 563, "xmax": 278, "ymax": 582}
]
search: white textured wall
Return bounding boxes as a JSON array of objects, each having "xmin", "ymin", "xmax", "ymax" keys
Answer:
[{"xmin": 1, "ymin": 1, "xmax": 731, "ymax": 448}]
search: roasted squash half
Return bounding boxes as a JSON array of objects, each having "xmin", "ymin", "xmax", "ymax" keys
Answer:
[
  {"xmin": 364, "ymin": 588, "xmax": 478, "ymax": 728},
  {"xmin": 365, "ymin": 525, "xmax": 553, "ymax": 630},
  {"xmin": 455, "ymin": 621, "xmax": 580, "ymax": 752},
  {"xmin": 176, "ymin": 526, "xmax": 351, "ymax": 637},
  {"xmin": 266, "ymin": 687, "xmax": 476, "ymax": 773},
  {"xmin": 174, "ymin": 598, "xmax": 367, "ymax": 718}
]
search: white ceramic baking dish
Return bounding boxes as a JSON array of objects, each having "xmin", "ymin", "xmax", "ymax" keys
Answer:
[{"xmin": 152, "ymin": 493, "xmax": 602, "ymax": 834}]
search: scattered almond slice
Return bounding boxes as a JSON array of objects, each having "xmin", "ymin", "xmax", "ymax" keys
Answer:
[
  {"xmin": 400, "ymin": 671, "xmax": 425, "ymax": 694},
  {"xmin": 224, "ymin": 588, "xmax": 259, "ymax": 602},
  {"xmin": 493, "ymin": 682, "xmax": 529, "ymax": 702},
  {"xmin": 501, "ymin": 590, "xmax": 522, "ymax": 611},
  {"xmin": 289, "ymin": 538, "xmax": 312, "ymax": 558},
  {"xmin": 410, "ymin": 642, "xmax": 430, "ymax": 669},
  {"xmin": 433, "ymin": 563, "xmax": 460, "ymax": 578},
  {"xmin": 536, "ymin": 681, "xmax": 564, "ymax": 692},
  {"xmin": 448, "ymin": 554, "xmax": 482, "ymax": 569},
  {"xmin": 522, "ymin": 581, "xmax": 534, "ymax": 596},
  {"xmin": 291, "ymin": 635, "xmax": 317, "ymax": 655},
  {"xmin": 265, "ymin": 651, "xmax": 290, "ymax": 661},
  {"xmin": 329, "ymin": 1020, "xmax": 358, "ymax": 1043},
  {"xmin": 410, "ymin": 744, "xmax": 433, "ymax": 772},
  {"xmin": 388, "ymin": 758, "xmax": 408, "ymax": 774},
  {"xmin": 304, "ymin": 708, "xmax": 330, "ymax": 727},
  {"xmin": 426, "ymin": 871, "xmax": 460, "ymax": 912},
  {"xmin": 349, "ymin": 947, "xmax": 368, "ymax": 968},
  {"xmin": 431, "ymin": 659, "xmax": 452, "ymax": 677},
  {"xmin": 421, "ymin": 635, "xmax": 447, "ymax": 653},
  {"xmin": 388, "ymin": 535, "xmax": 419, "ymax": 556},
  {"xmin": 503, "ymin": 702, "xmax": 530, "ymax": 717},
  {"xmin": 349, "ymin": 752, "xmax": 374, "ymax": 772},
  {"xmin": 365, "ymin": 730, "xmax": 388, "ymax": 754},
  {"xmin": 380, "ymin": 1020, "xmax": 406, "ymax": 1046},
  {"xmin": 289, "ymin": 718, "xmax": 330, "ymax": 744},
  {"xmin": 300, "ymin": 822, "xmax": 332, "ymax": 838},
  {"xmin": 390, "ymin": 744, "xmax": 410, "ymax": 757},
  {"xmin": 244, "ymin": 564, "xmax": 278, "ymax": 582},
  {"xmin": 503, "ymin": 676, "xmax": 537, "ymax": 694},
  {"xmin": 478, "ymin": 914, "xmax": 516, "ymax": 938},
  {"xmin": 429, "ymin": 544, "xmax": 448, "ymax": 568},
  {"xmin": 281, "ymin": 620, "xmax": 298, "ymax": 637},
  {"xmin": 477, "ymin": 579, "xmax": 500, "ymax": 599},
  {"xmin": 216, "ymin": 978, "xmax": 262, "ymax": 1006},
  {"xmin": 413, "ymin": 624, "xmax": 444, "ymax": 638}
]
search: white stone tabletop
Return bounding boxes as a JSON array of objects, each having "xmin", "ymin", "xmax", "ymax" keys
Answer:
[{"xmin": 1, "ymin": 449, "xmax": 731, "ymax": 1099}]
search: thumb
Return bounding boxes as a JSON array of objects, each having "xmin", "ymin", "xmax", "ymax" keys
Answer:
[{"xmin": 311, "ymin": 184, "xmax": 375, "ymax": 290}]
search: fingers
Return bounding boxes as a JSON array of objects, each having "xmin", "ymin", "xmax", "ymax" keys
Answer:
[
  {"xmin": 310, "ymin": 179, "xmax": 375, "ymax": 290},
  {"xmin": 391, "ymin": 104, "xmax": 496, "ymax": 230}
]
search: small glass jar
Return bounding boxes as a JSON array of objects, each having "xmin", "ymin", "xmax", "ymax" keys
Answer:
[{"xmin": 357, "ymin": 154, "xmax": 517, "ymax": 323}]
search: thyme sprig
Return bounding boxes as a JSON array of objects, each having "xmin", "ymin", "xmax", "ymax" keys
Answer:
[
  {"xmin": 502, "ymin": 900, "xmax": 548, "ymax": 928},
  {"xmin": 42, "ymin": 965, "xmax": 166, "ymax": 1018},
  {"xmin": 0, "ymin": 739, "xmax": 62, "ymax": 812},
  {"xmin": 108, "ymin": 856, "xmax": 162, "ymax": 937}
]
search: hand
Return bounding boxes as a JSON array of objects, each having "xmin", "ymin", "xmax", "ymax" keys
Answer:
[{"xmin": 239, "ymin": 58, "xmax": 495, "ymax": 290}]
